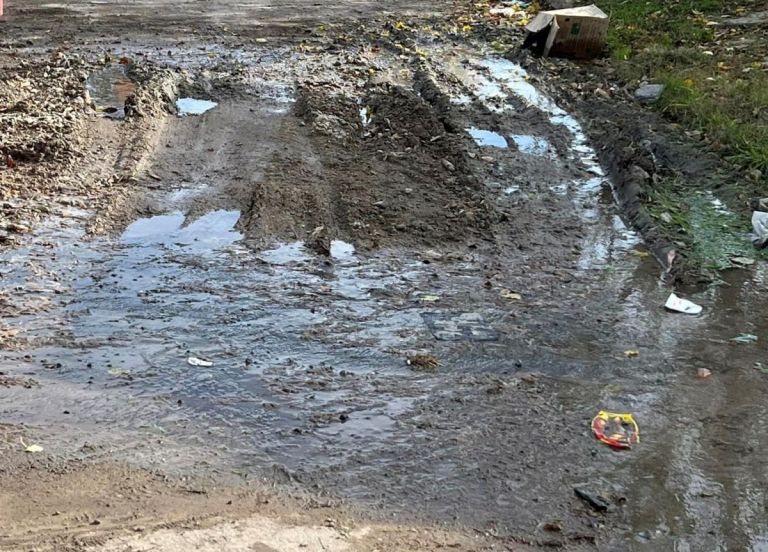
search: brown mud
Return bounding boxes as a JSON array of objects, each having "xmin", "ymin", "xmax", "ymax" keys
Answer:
[{"xmin": 2, "ymin": 1, "xmax": 768, "ymax": 551}]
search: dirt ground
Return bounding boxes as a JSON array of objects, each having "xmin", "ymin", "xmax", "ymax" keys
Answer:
[{"xmin": 3, "ymin": 1, "xmax": 768, "ymax": 551}]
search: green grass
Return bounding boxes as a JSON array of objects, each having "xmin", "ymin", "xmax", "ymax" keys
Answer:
[
  {"xmin": 646, "ymin": 176, "xmax": 765, "ymax": 273},
  {"xmin": 597, "ymin": 0, "xmax": 768, "ymax": 178},
  {"xmin": 592, "ymin": 0, "xmax": 768, "ymax": 274}
]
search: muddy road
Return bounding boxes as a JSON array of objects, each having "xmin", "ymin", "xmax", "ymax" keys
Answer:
[{"xmin": 2, "ymin": 1, "xmax": 768, "ymax": 550}]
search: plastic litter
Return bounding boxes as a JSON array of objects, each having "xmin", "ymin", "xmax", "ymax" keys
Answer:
[
  {"xmin": 500, "ymin": 289, "xmax": 522, "ymax": 301},
  {"xmin": 665, "ymin": 293, "xmax": 703, "ymax": 315},
  {"xmin": 751, "ymin": 211, "xmax": 768, "ymax": 248},
  {"xmin": 624, "ymin": 350, "xmax": 639, "ymax": 358},
  {"xmin": 20, "ymin": 438, "xmax": 43, "ymax": 453},
  {"xmin": 591, "ymin": 411, "xmax": 639, "ymax": 449},
  {"xmin": 187, "ymin": 356, "xmax": 213, "ymax": 367},
  {"xmin": 732, "ymin": 334, "xmax": 758, "ymax": 344}
]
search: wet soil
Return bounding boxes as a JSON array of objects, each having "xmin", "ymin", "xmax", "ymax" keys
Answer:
[{"xmin": 2, "ymin": 1, "xmax": 768, "ymax": 551}]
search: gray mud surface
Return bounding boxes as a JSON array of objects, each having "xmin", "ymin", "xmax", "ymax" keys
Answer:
[{"xmin": 3, "ymin": 1, "xmax": 768, "ymax": 551}]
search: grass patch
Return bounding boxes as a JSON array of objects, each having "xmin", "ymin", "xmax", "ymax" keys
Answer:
[
  {"xmin": 646, "ymin": 176, "xmax": 765, "ymax": 272},
  {"xmin": 597, "ymin": 0, "xmax": 768, "ymax": 182}
]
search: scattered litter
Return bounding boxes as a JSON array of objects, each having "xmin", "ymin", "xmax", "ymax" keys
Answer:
[
  {"xmin": 523, "ymin": 5, "xmax": 609, "ymax": 59},
  {"xmin": 731, "ymin": 256, "xmax": 755, "ymax": 266},
  {"xmin": 634, "ymin": 84, "xmax": 666, "ymax": 104},
  {"xmin": 732, "ymin": 334, "xmax": 758, "ymax": 344},
  {"xmin": 406, "ymin": 354, "xmax": 441, "ymax": 372},
  {"xmin": 624, "ymin": 350, "xmax": 640, "ymax": 358},
  {"xmin": 500, "ymin": 289, "xmax": 522, "ymax": 301},
  {"xmin": 176, "ymin": 98, "xmax": 218, "ymax": 116},
  {"xmin": 751, "ymin": 211, "xmax": 768, "ymax": 248},
  {"xmin": 697, "ymin": 368, "xmax": 712, "ymax": 379},
  {"xmin": 755, "ymin": 362, "xmax": 768, "ymax": 374},
  {"xmin": 631, "ymin": 250, "xmax": 650, "ymax": 258},
  {"xmin": 591, "ymin": 411, "xmax": 639, "ymax": 449},
  {"xmin": 665, "ymin": 293, "xmax": 703, "ymax": 315},
  {"xmin": 187, "ymin": 356, "xmax": 214, "ymax": 367},
  {"xmin": 108, "ymin": 368, "xmax": 133, "ymax": 379},
  {"xmin": 20, "ymin": 438, "xmax": 43, "ymax": 453},
  {"xmin": 420, "ymin": 294, "xmax": 441, "ymax": 303},
  {"xmin": 574, "ymin": 487, "xmax": 609, "ymax": 512}
]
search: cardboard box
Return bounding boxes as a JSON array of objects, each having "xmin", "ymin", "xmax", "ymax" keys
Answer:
[{"xmin": 524, "ymin": 5, "xmax": 609, "ymax": 59}]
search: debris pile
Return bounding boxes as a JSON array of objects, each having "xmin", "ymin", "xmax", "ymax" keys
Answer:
[{"xmin": 0, "ymin": 52, "xmax": 88, "ymax": 166}]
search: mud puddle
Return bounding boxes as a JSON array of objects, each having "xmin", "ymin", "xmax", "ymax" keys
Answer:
[
  {"xmin": 6, "ymin": 33, "xmax": 768, "ymax": 548},
  {"xmin": 176, "ymin": 98, "xmax": 218, "ymax": 116},
  {"xmin": 87, "ymin": 63, "xmax": 136, "ymax": 119}
]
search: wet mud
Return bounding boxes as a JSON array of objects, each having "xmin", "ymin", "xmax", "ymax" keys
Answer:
[{"xmin": 2, "ymin": 2, "xmax": 768, "ymax": 551}]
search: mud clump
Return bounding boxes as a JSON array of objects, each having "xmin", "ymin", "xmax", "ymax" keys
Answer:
[
  {"xmin": 124, "ymin": 67, "xmax": 182, "ymax": 118},
  {"xmin": 0, "ymin": 52, "xmax": 88, "ymax": 165},
  {"xmin": 242, "ymin": 79, "xmax": 499, "ymax": 251}
]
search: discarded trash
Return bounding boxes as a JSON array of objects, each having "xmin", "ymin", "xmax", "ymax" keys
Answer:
[
  {"xmin": 420, "ymin": 295, "xmax": 441, "ymax": 303},
  {"xmin": 755, "ymin": 362, "xmax": 768, "ymax": 374},
  {"xmin": 665, "ymin": 293, "xmax": 703, "ymax": 315},
  {"xmin": 634, "ymin": 84, "xmax": 666, "ymax": 104},
  {"xmin": 697, "ymin": 368, "xmax": 712, "ymax": 379},
  {"xmin": 500, "ymin": 289, "xmax": 522, "ymax": 301},
  {"xmin": 591, "ymin": 411, "xmax": 639, "ymax": 449},
  {"xmin": 187, "ymin": 356, "xmax": 214, "ymax": 367},
  {"xmin": 574, "ymin": 487, "xmax": 609, "ymax": 512},
  {"xmin": 732, "ymin": 334, "xmax": 758, "ymax": 344},
  {"xmin": 624, "ymin": 350, "xmax": 639, "ymax": 358},
  {"xmin": 176, "ymin": 98, "xmax": 218, "ymax": 116},
  {"xmin": 751, "ymin": 211, "xmax": 768, "ymax": 248},
  {"xmin": 20, "ymin": 438, "xmax": 43, "ymax": 453},
  {"xmin": 406, "ymin": 354, "xmax": 441, "ymax": 372},
  {"xmin": 731, "ymin": 256, "xmax": 756, "ymax": 266},
  {"xmin": 108, "ymin": 368, "xmax": 133, "ymax": 379},
  {"xmin": 524, "ymin": 5, "xmax": 609, "ymax": 59}
]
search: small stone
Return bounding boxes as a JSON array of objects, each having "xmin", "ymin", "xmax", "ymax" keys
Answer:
[{"xmin": 635, "ymin": 84, "xmax": 666, "ymax": 103}]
